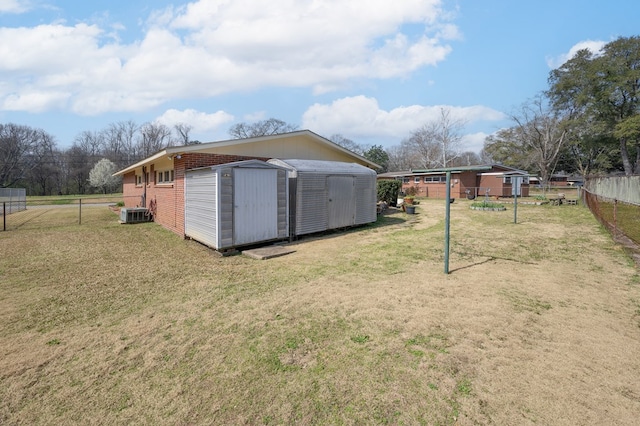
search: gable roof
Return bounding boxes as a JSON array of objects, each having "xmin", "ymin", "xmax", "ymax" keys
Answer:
[{"xmin": 114, "ymin": 130, "xmax": 379, "ymax": 176}]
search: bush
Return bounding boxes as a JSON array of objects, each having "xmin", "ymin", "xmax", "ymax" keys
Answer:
[
  {"xmin": 404, "ymin": 186, "xmax": 419, "ymax": 196},
  {"xmin": 377, "ymin": 180, "xmax": 402, "ymax": 206}
]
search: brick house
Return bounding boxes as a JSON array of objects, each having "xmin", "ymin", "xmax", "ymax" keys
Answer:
[
  {"xmin": 378, "ymin": 165, "xmax": 531, "ymax": 199},
  {"xmin": 113, "ymin": 130, "xmax": 378, "ymax": 237}
]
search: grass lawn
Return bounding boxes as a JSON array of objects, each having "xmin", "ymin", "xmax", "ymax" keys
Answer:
[{"xmin": 1, "ymin": 200, "xmax": 639, "ymax": 424}]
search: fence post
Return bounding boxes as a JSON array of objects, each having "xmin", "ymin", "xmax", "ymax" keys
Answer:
[
  {"xmin": 613, "ymin": 199, "xmax": 617, "ymax": 238},
  {"xmin": 79, "ymin": 199, "xmax": 82, "ymax": 225},
  {"xmin": 3, "ymin": 202, "xmax": 5, "ymax": 231}
]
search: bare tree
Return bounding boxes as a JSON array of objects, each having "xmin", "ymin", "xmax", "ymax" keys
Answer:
[
  {"xmin": 511, "ymin": 96, "xmax": 568, "ymax": 189},
  {"xmin": 137, "ymin": 122, "xmax": 173, "ymax": 158},
  {"xmin": 407, "ymin": 125, "xmax": 442, "ymax": 169},
  {"xmin": 74, "ymin": 130, "xmax": 104, "ymax": 158},
  {"xmin": 386, "ymin": 140, "xmax": 420, "ymax": 171},
  {"xmin": 406, "ymin": 107, "xmax": 466, "ymax": 169},
  {"xmin": 228, "ymin": 118, "xmax": 298, "ymax": 139},
  {"xmin": 329, "ymin": 134, "xmax": 366, "ymax": 155},
  {"xmin": 174, "ymin": 123, "xmax": 193, "ymax": 146},
  {"xmin": 0, "ymin": 123, "xmax": 57, "ymax": 189}
]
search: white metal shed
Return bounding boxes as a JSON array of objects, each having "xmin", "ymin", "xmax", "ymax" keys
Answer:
[
  {"xmin": 184, "ymin": 160, "xmax": 289, "ymax": 250},
  {"xmin": 267, "ymin": 159, "xmax": 377, "ymax": 237}
]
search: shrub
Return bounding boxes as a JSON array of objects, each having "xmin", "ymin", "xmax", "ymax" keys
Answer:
[
  {"xmin": 471, "ymin": 200, "xmax": 505, "ymax": 209},
  {"xmin": 377, "ymin": 180, "xmax": 402, "ymax": 206},
  {"xmin": 405, "ymin": 186, "xmax": 419, "ymax": 196}
]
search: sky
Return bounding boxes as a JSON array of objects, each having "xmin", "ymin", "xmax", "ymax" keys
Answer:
[{"xmin": 0, "ymin": 0, "xmax": 638, "ymax": 154}]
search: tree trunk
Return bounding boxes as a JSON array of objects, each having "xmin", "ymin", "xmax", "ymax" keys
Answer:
[{"xmin": 620, "ymin": 138, "xmax": 634, "ymax": 175}]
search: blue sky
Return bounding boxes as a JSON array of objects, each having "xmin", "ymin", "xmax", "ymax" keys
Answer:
[{"xmin": 0, "ymin": 0, "xmax": 638, "ymax": 153}]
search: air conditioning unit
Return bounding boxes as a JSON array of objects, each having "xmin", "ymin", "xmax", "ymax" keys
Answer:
[{"xmin": 119, "ymin": 207, "xmax": 151, "ymax": 224}]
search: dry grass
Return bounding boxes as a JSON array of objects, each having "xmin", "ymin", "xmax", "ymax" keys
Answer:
[{"xmin": 1, "ymin": 200, "xmax": 639, "ymax": 425}]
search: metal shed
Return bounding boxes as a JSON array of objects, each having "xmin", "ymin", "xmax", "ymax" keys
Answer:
[
  {"xmin": 268, "ymin": 159, "xmax": 377, "ymax": 238},
  {"xmin": 184, "ymin": 160, "xmax": 288, "ymax": 250}
]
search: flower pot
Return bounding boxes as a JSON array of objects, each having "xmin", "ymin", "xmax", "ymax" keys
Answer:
[{"xmin": 405, "ymin": 205, "xmax": 416, "ymax": 214}]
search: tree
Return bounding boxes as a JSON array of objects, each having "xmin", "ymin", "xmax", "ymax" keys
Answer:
[
  {"xmin": 484, "ymin": 96, "xmax": 567, "ymax": 189},
  {"xmin": 363, "ymin": 145, "xmax": 389, "ymax": 173},
  {"xmin": 89, "ymin": 158, "xmax": 120, "ymax": 194},
  {"xmin": 547, "ymin": 36, "xmax": 640, "ymax": 175},
  {"xmin": 377, "ymin": 179, "xmax": 402, "ymax": 206},
  {"xmin": 228, "ymin": 118, "xmax": 298, "ymax": 139},
  {"xmin": 0, "ymin": 123, "xmax": 58, "ymax": 190},
  {"xmin": 407, "ymin": 107, "xmax": 466, "ymax": 169},
  {"xmin": 137, "ymin": 122, "xmax": 173, "ymax": 158},
  {"xmin": 330, "ymin": 134, "xmax": 366, "ymax": 155},
  {"xmin": 174, "ymin": 123, "xmax": 193, "ymax": 146},
  {"xmin": 65, "ymin": 144, "xmax": 91, "ymax": 194},
  {"xmin": 386, "ymin": 140, "xmax": 419, "ymax": 171},
  {"xmin": 452, "ymin": 151, "xmax": 482, "ymax": 167}
]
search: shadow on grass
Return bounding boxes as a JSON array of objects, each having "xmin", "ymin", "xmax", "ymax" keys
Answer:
[{"xmin": 450, "ymin": 255, "xmax": 538, "ymax": 273}]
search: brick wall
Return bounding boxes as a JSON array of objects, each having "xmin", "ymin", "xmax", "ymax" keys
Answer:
[{"xmin": 122, "ymin": 153, "xmax": 270, "ymax": 237}]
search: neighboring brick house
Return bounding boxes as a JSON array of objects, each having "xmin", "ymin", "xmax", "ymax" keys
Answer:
[
  {"xmin": 377, "ymin": 165, "xmax": 531, "ymax": 199},
  {"xmin": 113, "ymin": 130, "xmax": 379, "ymax": 237}
]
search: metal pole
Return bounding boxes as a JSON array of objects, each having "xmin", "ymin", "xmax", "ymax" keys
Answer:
[
  {"xmin": 3, "ymin": 202, "xmax": 5, "ymax": 231},
  {"xmin": 444, "ymin": 171, "xmax": 451, "ymax": 274},
  {"xmin": 79, "ymin": 199, "xmax": 82, "ymax": 225},
  {"xmin": 513, "ymin": 177, "xmax": 519, "ymax": 224}
]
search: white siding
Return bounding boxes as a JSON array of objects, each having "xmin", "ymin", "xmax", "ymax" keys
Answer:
[{"xmin": 185, "ymin": 168, "xmax": 219, "ymax": 248}]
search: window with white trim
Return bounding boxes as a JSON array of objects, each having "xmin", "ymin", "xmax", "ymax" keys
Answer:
[
  {"xmin": 156, "ymin": 169, "xmax": 174, "ymax": 184},
  {"xmin": 414, "ymin": 177, "xmax": 421, "ymax": 183}
]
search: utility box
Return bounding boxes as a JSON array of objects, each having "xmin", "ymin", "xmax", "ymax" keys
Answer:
[
  {"xmin": 184, "ymin": 160, "xmax": 289, "ymax": 250},
  {"xmin": 268, "ymin": 159, "xmax": 377, "ymax": 238},
  {"xmin": 119, "ymin": 207, "xmax": 151, "ymax": 224}
]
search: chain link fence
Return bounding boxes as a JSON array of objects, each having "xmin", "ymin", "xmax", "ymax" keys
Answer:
[
  {"xmin": 583, "ymin": 176, "xmax": 640, "ymax": 265},
  {"xmin": 0, "ymin": 188, "xmax": 27, "ymax": 215},
  {"xmin": 1, "ymin": 196, "xmax": 135, "ymax": 231}
]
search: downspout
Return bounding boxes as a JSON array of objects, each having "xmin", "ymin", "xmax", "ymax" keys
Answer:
[{"xmin": 141, "ymin": 165, "xmax": 147, "ymax": 208}]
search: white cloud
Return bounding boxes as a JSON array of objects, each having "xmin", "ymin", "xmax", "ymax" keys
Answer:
[
  {"xmin": 302, "ymin": 95, "xmax": 505, "ymax": 149},
  {"xmin": 546, "ymin": 39, "xmax": 606, "ymax": 69},
  {"xmin": 0, "ymin": 0, "xmax": 459, "ymax": 114},
  {"xmin": 154, "ymin": 108, "xmax": 234, "ymax": 137},
  {"xmin": 0, "ymin": 0, "xmax": 31, "ymax": 14},
  {"xmin": 461, "ymin": 132, "xmax": 490, "ymax": 154}
]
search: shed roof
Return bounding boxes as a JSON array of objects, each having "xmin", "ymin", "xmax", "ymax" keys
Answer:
[{"xmin": 269, "ymin": 159, "xmax": 376, "ymax": 175}]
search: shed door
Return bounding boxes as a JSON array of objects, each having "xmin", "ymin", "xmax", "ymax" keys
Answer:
[
  {"xmin": 233, "ymin": 168, "xmax": 279, "ymax": 245},
  {"xmin": 185, "ymin": 169, "xmax": 218, "ymax": 248},
  {"xmin": 327, "ymin": 175, "xmax": 356, "ymax": 228}
]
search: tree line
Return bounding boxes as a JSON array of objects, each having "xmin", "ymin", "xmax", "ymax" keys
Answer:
[
  {"xmin": 2, "ymin": 35, "xmax": 638, "ymax": 194},
  {"xmin": 0, "ymin": 121, "xmax": 197, "ymax": 195}
]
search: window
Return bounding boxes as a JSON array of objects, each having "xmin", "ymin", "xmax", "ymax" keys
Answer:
[
  {"xmin": 424, "ymin": 176, "xmax": 446, "ymax": 183},
  {"xmin": 414, "ymin": 177, "xmax": 421, "ymax": 183},
  {"xmin": 136, "ymin": 175, "xmax": 142, "ymax": 186},
  {"xmin": 503, "ymin": 176, "xmax": 512, "ymax": 184},
  {"xmin": 156, "ymin": 169, "xmax": 174, "ymax": 184},
  {"xmin": 403, "ymin": 177, "xmax": 410, "ymax": 183}
]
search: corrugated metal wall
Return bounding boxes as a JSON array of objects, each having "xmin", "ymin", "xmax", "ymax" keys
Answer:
[
  {"xmin": 354, "ymin": 175, "xmax": 376, "ymax": 225},
  {"xmin": 296, "ymin": 173, "xmax": 328, "ymax": 235},
  {"xmin": 327, "ymin": 175, "xmax": 356, "ymax": 228},
  {"xmin": 184, "ymin": 168, "xmax": 219, "ymax": 248}
]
